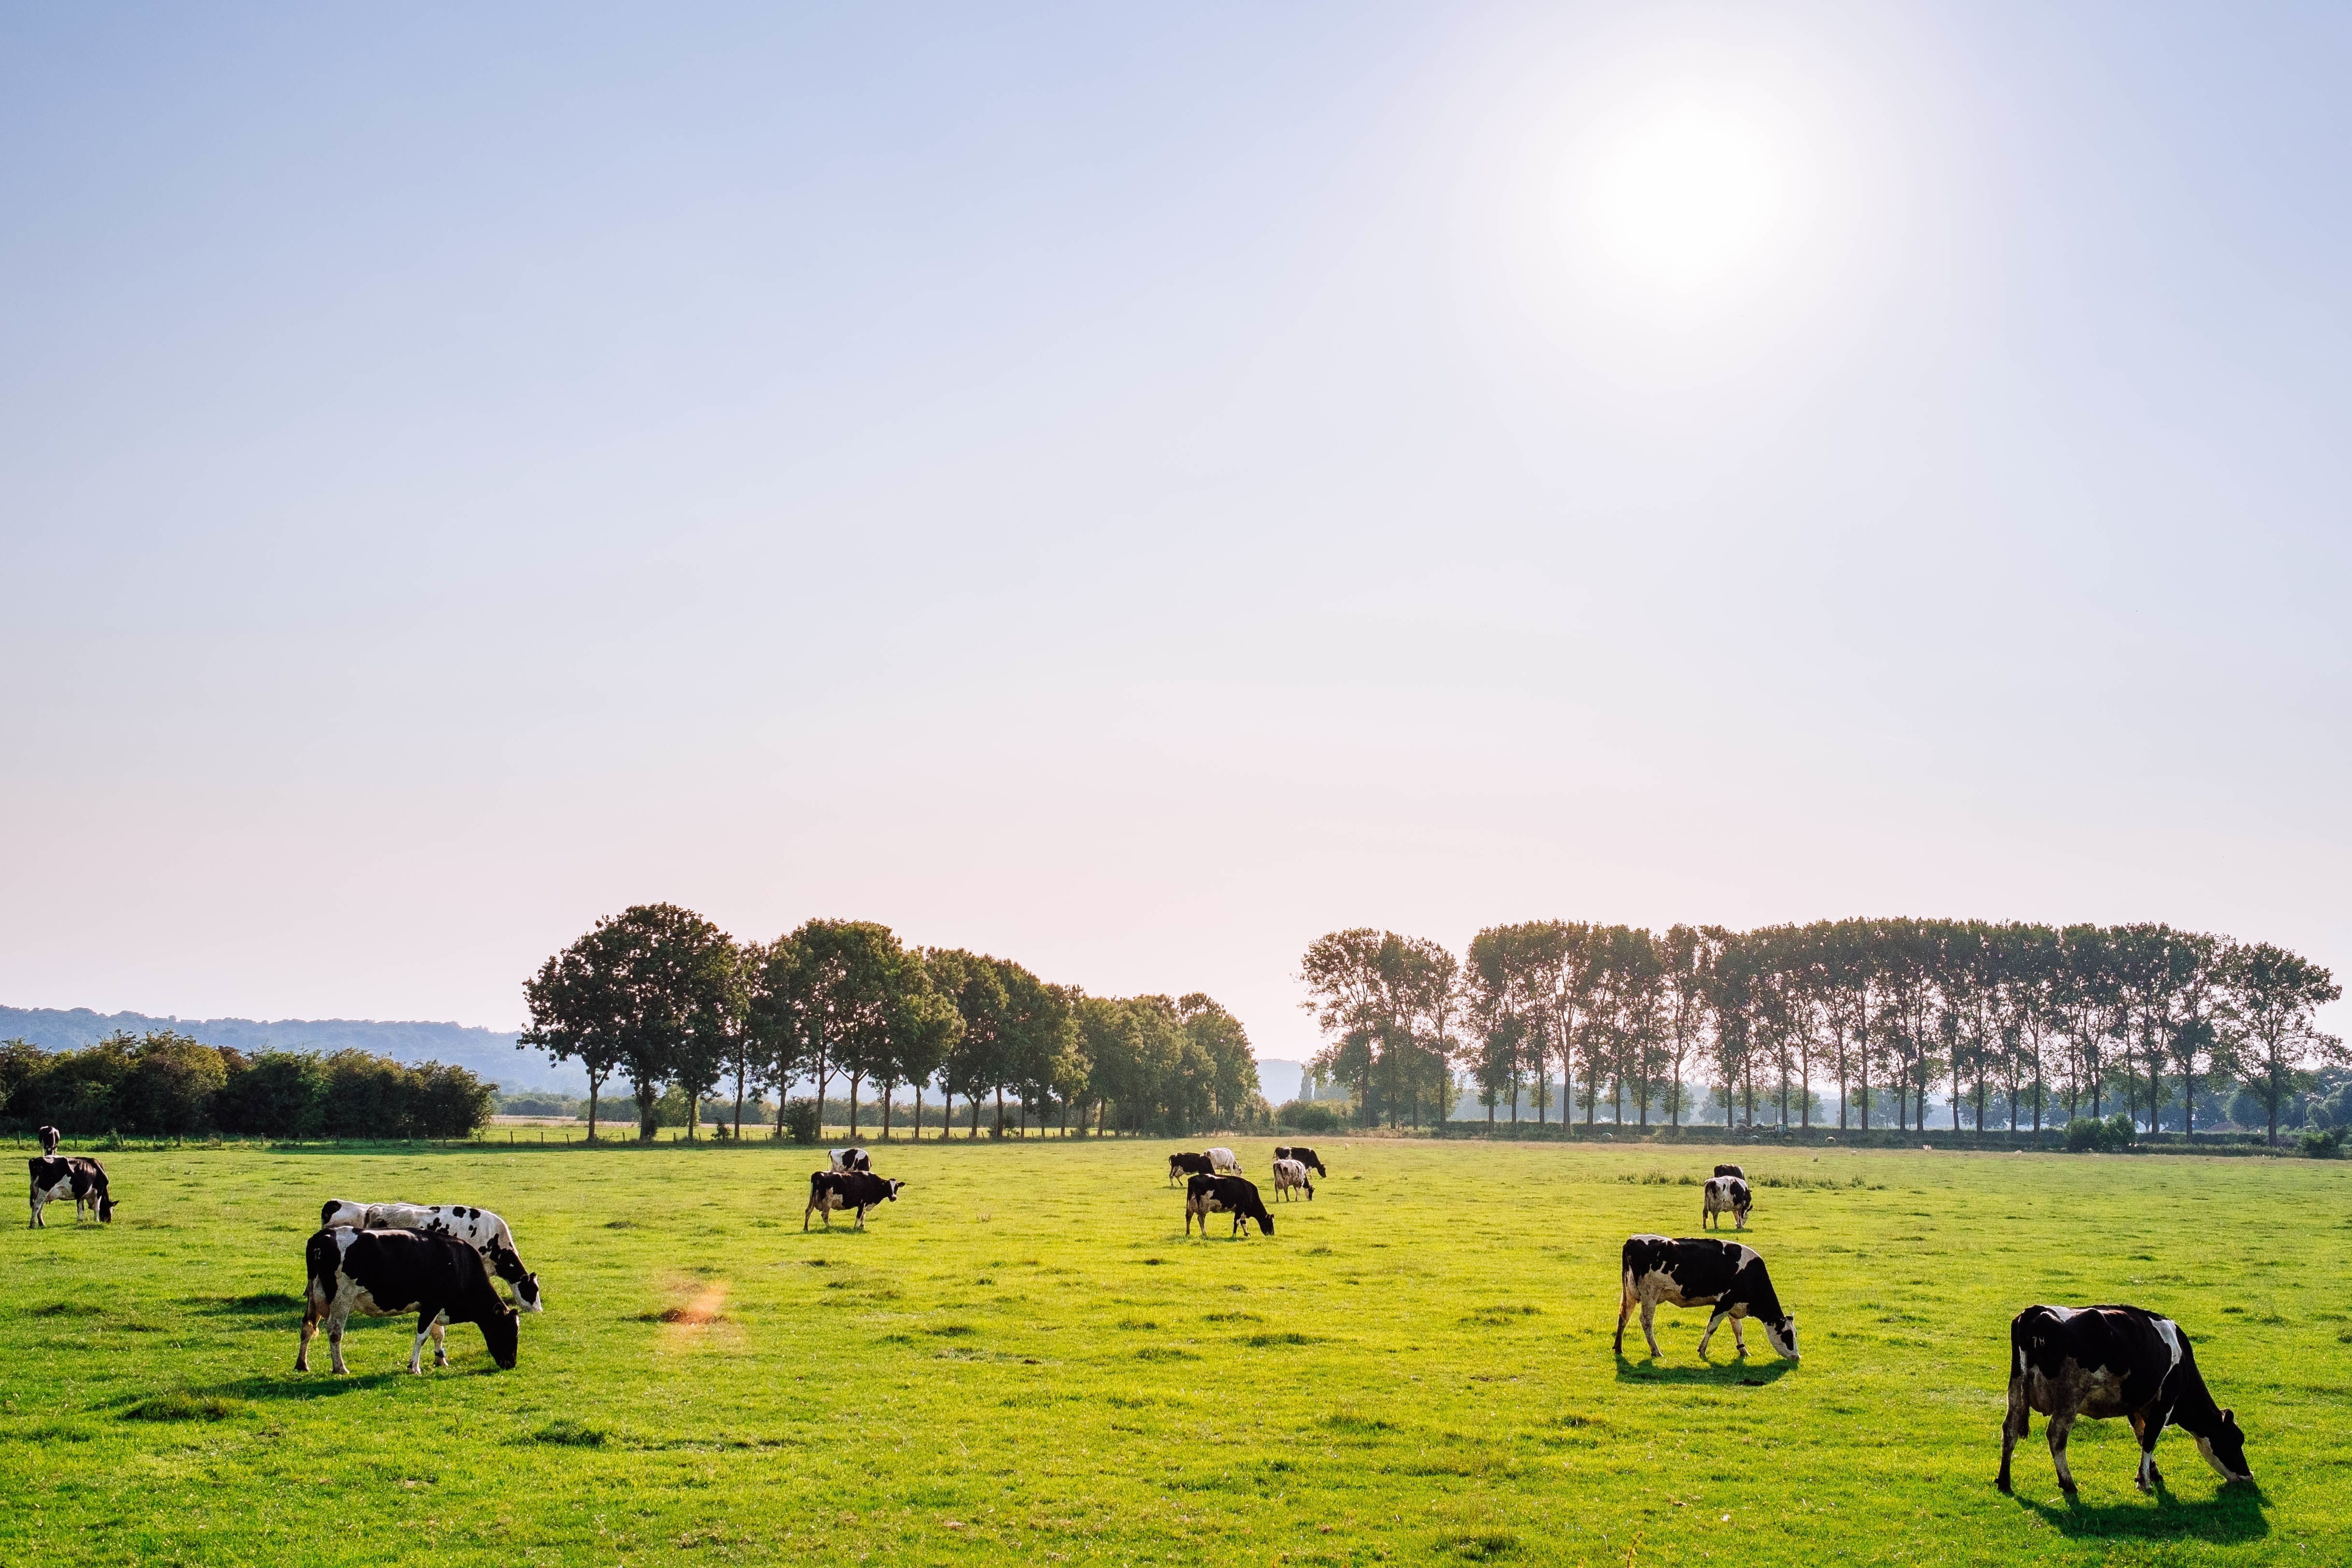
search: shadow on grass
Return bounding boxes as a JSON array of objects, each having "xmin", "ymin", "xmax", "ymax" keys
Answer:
[
  {"xmin": 1613, "ymin": 1353, "xmax": 1797, "ymax": 1387},
  {"xmin": 191, "ymin": 1370, "xmax": 433, "ymax": 1402},
  {"xmin": 2014, "ymin": 1481, "xmax": 2267, "ymax": 1544},
  {"xmin": 184, "ymin": 1292, "xmax": 306, "ymax": 1317}
]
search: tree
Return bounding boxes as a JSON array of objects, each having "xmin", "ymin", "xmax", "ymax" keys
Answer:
[
  {"xmin": 522, "ymin": 904, "xmax": 737, "ymax": 1142},
  {"xmin": 1179, "ymin": 994, "xmax": 1260, "ymax": 1132},
  {"xmin": 764, "ymin": 919, "xmax": 901, "ymax": 1137},
  {"xmin": 714, "ymin": 940, "xmax": 765, "ymax": 1141},
  {"xmin": 2224, "ymin": 942, "xmax": 2343, "ymax": 1144},
  {"xmin": 881, "ymin": 950, "xmax": 962, "ymax": 1140},
  {"xmin": 932, "ymin": 949, "xmax": 1011, "ymax": 1139}
]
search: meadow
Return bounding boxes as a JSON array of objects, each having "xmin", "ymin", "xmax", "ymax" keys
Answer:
[{"xmin": 3, "ymin": 1137, "xmax": 2344, "ymax": 1567}]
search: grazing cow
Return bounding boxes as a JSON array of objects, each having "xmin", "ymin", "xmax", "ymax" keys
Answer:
[
  {"xmin": 1615, "ymin": 1234, "xmax": 1799, "ymax": 1362},
  {"xmin": 829, "ymin": 1147, "xmax": 872, "ymax": 1173},
  {"xmin": 1167, "ymin": 1152, "xmax": 1217, "ymax": 1186},
  {"xmin": 1713, "ymin": 1163, "xmax": 1745, "ymax": 1179},
  {"xmin": 38, "ymin": 1125, "xmax": 62, "ymax": 1157},
  {"xmin": 1275, "ymin": 1144, "xmax": 1328, "ymax": 1177},
  {"xmin": 27, "ymin": 1156, "xmax": 113, "ymax": 1228},
  {"xmin": 1271, "ymin": 1157, "xmax": 1314, "ymax": 1202},
  {"xmin": 1184, "ymin": 1172, "xmax": 1273, "ymax": 1237},
  {"xmin": 1701, "ymin": 1175, "xmax": 1752, "ymax": 1231},
  {"xmin": 1206, "ymin": 1147, "xmax": 1243, "ymax": 1174},
  {"xmin": 804, "ymin": 1170, "xmax": 905, "ymax": 1230},
  {"xmin": 298, "ymin": 1228, "xmax": 519, "ymax": 1375},
  {"xmin": 319, "ymin": 1201, "xmax": 542, "ymax": 1312},
  {"xmin": 1998, "ymin": 1304, "xmax": 2253, "ymax": 1496}
]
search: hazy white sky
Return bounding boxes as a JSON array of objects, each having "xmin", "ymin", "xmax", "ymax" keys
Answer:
[{"xmin": 4, "ymin": 3, "xmax": 2347, "ymax": 1060}]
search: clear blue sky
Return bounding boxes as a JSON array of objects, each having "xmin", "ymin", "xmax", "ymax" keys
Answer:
[{"xmin": 4, "ymin": 3, "xmax": 2347, "ymax": 1059}]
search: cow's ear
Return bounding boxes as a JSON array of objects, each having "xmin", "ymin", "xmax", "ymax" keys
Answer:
[{"xmin": 2222, "ymin": 1407, "xmax": 2236, "ymax": 1425}]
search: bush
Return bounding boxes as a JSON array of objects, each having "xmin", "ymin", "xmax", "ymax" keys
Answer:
[
  {"xmin": 781, "ymin": 1098, "xmax": 822, "ymax": 1144},
  {"xmin": 215, "ymin": 1052, "xmax": 326, "ymax": 1139},
  {"xmin": 2300, "ymin": 1127, "xmax": 2341, "ymax": 1159},
  {"xmin": 2065, "ymin": 1115, "xmax": 2138, "ymax": 1154},
  {"xmin": 1275, "ymin": 1100, "xmax": 1341, "ymax": 1134}
]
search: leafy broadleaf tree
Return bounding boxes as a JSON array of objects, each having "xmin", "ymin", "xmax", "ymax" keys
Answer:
[
  {"xmin": 523, "ymin": 903, "xmax": 737, "ymax": 1142},
  {"xmin": 2224, "ymin": 942, "xmax": 2343, "ymax": 1145}
]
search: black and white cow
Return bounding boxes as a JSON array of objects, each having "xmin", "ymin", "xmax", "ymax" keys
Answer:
[
  {"xmin": 1713, "ymin": 1163, "xmax": 1746, "ymax": 1179},
  {"xmin": 1168, "ymin": 1152, "xmax": 1217, "ymax": 1186},
  {"xmin": 319, "ymin": 1201, "xmax": 543, "ymax": 1312},
  {"xmin": 1701, "ymin": 1175, "xmax": 1752, "ymax": 1231},
  {"xmin": 27, "ymin": 1156, "xmax": 113, "ymax": 1227},
  {"xmin": 804, "ymin": 1169, "xmax": 904, "ymax": 1230},
  {"xmin": 1271, "ymin": 1157, "xmax": 1314, "ymax": 1202},
  {"xmin": 1998, "ymin": 1304, "xmax": 2253, "ymax": 1496},
  {"xmin": 1615, "ymin": 1234, "xmax": 1798, "ymax": 1362},
  {"xmin": 1205, "ymin": 1146, "xmax": 1243, "ymax": 1174},
  {"xmin": 298, "ymin": 1227, "xmax": 520, "ymax": 1375},
  {"xmin": 828, "ymin": 1147, "xmax": 872, "ymax": 1173},
  {"xmin": 1274, "ymin": 1144, "xmax": 1328, "ymax": 1177},
  {"xmin": 38, "ymin": 1125, "xmax": 62, "ymax": 1157},
  {"xmin": 1184, "ymin": 1172, "xmax": 1273, "ymax": 1237}
]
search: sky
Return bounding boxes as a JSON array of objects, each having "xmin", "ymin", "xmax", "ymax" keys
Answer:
[{"xmin": 4, "ymin": 3, "xmax": 2348, "ymax": 1062}]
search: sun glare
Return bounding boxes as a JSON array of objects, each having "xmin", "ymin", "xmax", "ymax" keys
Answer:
[{"xmin": 1585, "ymin": 101, "xmax": 1786, "ymax": 294}]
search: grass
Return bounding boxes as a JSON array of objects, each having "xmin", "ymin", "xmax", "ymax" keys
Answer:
[{"xmin": 1, "ymin": 1138, "xmax": 2344, "ymax": 1564}]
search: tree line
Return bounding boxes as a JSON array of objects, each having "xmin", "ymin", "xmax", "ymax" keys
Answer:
[
  {"xmin": 0, "ymin": 1031, "xmax": 496, "ymax": 1140},
  {"xmin": 1300, "ymin": 919, "xmax": 2342, "ymax": 1145},
  {"xmin": 521, "ymin": 905, "xmax": 1264, "ymax": 1141}
]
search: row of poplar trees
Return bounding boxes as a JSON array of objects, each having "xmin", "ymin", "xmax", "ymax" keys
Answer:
[
  {"xmin": 522, "ymin": 904, "xmax": 1261, "ymax": 1141},
  {"xmin": 1299, "ymin": 919, "xmax": 2341, "ymax": 1144}
]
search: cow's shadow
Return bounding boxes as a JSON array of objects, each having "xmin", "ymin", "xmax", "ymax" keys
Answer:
[
  {"xmin": 2011, "ymin": 1480, "xmax": 2267, "ymax": 1543},
  {"xmin": 1613, "ymin": 1353, "xmax": 1796, "ymax": 1387},
  {"xmin": 201, "ymin": 1368, "xmax": 471, "ymax": 1401}
]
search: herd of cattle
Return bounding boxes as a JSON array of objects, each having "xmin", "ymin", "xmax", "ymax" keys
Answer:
[{"xmin": 22, "ymin": 1126, "xmax": 2255, "ymax": 1497}]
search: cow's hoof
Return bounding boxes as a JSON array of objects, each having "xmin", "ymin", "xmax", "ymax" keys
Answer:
[{"xmin": 1995, "ymin": 1477, "xmax": 2012, "ymax": 1495}]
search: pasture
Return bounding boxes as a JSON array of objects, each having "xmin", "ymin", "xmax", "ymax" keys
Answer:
[{"xmin": 3, "ymin": 1139, "xmax": 2344, "ymax": 1566}]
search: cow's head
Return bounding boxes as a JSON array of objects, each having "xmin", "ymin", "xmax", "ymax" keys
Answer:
[
  {"xmin": 480, "ymin": 1308, "xmax": 520, "ymax": 1370},
  {"xmin": 2197, "ymin": 1411, "xmax": 2253, "ymax": 1483},
  {"xmin": 1763, "ymin": 1314, "xmax": 1799, "ymax": 1361},
  {"xmin": 1249, "ymin": 1204, "xmax": 1273, "ymax": 1237},
  {"xmin": 884, "ymin": 1180, "xmax": 905, "ymax": 1201},
  {"xmin": 97, "ymin": 1192, "xmax": 115, "ymax": 1223}
]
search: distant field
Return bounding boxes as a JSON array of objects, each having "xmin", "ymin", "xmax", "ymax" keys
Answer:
[{"xmin": 3, "ymin": 1139, "xmax": 2343, "ymax": 1566}]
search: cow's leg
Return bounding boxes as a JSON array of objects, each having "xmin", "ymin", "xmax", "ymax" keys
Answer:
[
  {"xmin": 327, "ymin": 1310, "xmax": 351, "ymax": 1376},
  {"xmin": 854, "ymin": 1204, "xmax": 867, "ymax": 1231},
  {"xmin": 27, "ymin": 1191, "xmax": 41, "ymax": 1228},
  {"xmin": 1641, "ymin": 1300, "xmax": 1664, "ymax": 1358},
  {"xmin": 430, "ymin": 1314, "xmax": 449, "ymax": 1368},
  {"xmin": 297, "ymin": 1300, "xmax": 320, "ymax": 1372},
  {"xmin": 1614, "ymin": 1278, "xmax": 1633, "ymax": 1355},
  {"xmin": 1997, "ymin": 1375, "xmax": 2029, "ymax": 1492},
  {"xmin": 2130, "ymin": 1410, "xmax": 2165, "ymax": 1493},
  {"xmin": 2047, "ymin": 1411, "xmax": 2079, "ymax": 1497},
  {"xmin": 1729, "ymin": 1315, "xmax": 1750, "ymax": 1356},
  {"xmin": 1698, "ymin": 1307, "xmax": 1727, "ymax": 1357}
]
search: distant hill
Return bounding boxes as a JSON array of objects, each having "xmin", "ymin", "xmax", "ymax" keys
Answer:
[
  {"xmin": 0, "ymin": 1003, "xmax": 581, "ymax": 1095},
  {"xmin": 1257, "ymin": 1058, "xmax": 1306, "ymax": 1102}
]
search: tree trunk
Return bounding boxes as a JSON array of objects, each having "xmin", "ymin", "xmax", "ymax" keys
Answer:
[
  {"xmin": 635, "ymin": 1074, "xmax": 658, "ymax": 1141},
  {"xmin": 970, "ymin": 1093, "xmax": 981, "ymax": 1139},
  {"xmin": 586, "ymin": 1073, "xmax": 603, "ymax": 1143},
  {"xmin": 882, "ymin": 1084, "xmax": 893, "ymax": 1141},
  {"xmin": 848, "ymin": 1074, "xmax": 861, "ymax": 1138},
  {"xmin": 732, "ymin": 1068, "xmax": 746, "ymax": 1142}
]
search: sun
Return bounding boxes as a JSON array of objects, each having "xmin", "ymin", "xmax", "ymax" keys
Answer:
[{"xmin": 1584, "ymin": 100, "xmax": 1786, "ymax": 294}]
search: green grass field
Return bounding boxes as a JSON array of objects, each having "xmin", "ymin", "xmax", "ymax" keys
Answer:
[{"xmin": 4, "ymin": 1138, "xmax": 2345, "ymax": 1566}]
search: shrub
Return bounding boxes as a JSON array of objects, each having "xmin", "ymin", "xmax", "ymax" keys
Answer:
[
  {"xmin": 1276, "ymin": 1100, "xmax": 1341, "ymax": 1134},
  {"xmin": 781, "ymin": 1098, "xmax": 822, "ymax": 1144},
  {"xmin": 214, "ymin": 1051, "xmax": 327, "ymax": 1140},
  {"xmin": 2299, "ymin": 1127, "xmax": 2341, "ymax": 1159}
]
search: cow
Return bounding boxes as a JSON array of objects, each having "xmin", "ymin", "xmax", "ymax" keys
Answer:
[
  {"xmin": 1615, "ymin": 1234, "xmax": 1799, "ymax": 1362},
  {"xmin": 829, "ymin": 1147, "xmax": 872, "ymax": 1173},
  {"xmin": 1713, "ymin": 1163, "xmax": 1746, "ymax": 1179},
  {"xmin": 27, "ymin": 1156, "xmax": 113, "ymax": 1228},
  {"xmin": 1167, "ymin": 1152, "xmax": 1217, "ymax": 1186},
  {"xmin": 38, "ymin": 1125, "xmax": 61, "ymax": 1157},
  {"xmin": 1701, "ymin": 1175, "xmax": 1752, "ymax": 1231},
  {"xmin": 1275, "ymin": 1144, "xmax": 1328, "ymax": 1177},
  {"xmin": 1271, "ymin": 1157, "xmax": 1314, "ymax": 1202},
  {"xmin": 1998, "ymin": 1304, "xmax": 2253, "ymax": 1497},
  {"xmin": 1184, "ymin": 1172, "xmax": 1273, "ymax": 1237},
  {"xmin": 1206, "ymin": 1147, "xmax": 1243, "ymax": 1173},
  {"xmin": 298, "ymin": 1227, "xmax": 519, "ymax": 1375},
  {"xmin": 319, "ymin": 1201, "xmax": 543, "ymax": 1312},
  {"xmin": 804, "ymin": 1169, "xmax": 904, "ymax": 1230}
]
